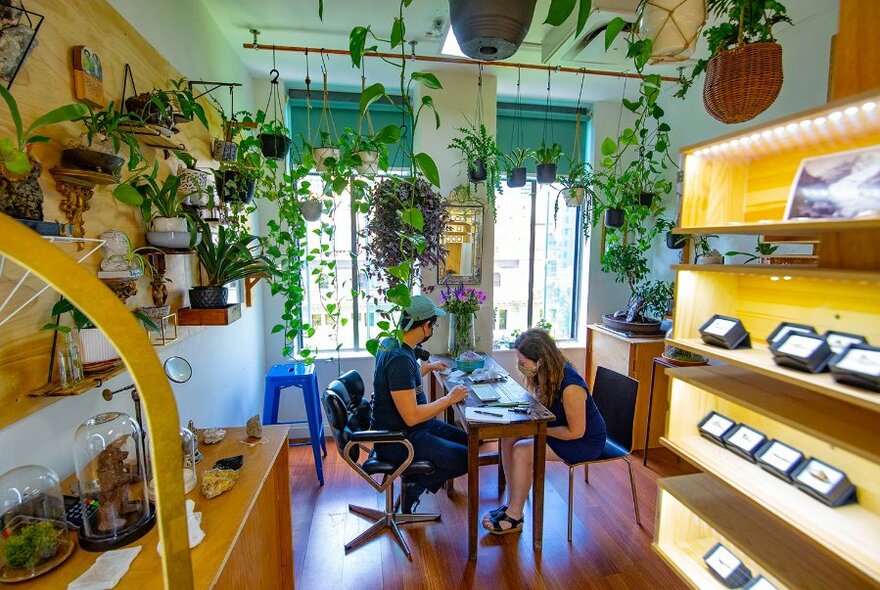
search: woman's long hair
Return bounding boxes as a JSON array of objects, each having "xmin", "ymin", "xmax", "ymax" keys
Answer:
[{"xmin": 513, "ymin": 328, "xmax": 567, "ymax": 408}]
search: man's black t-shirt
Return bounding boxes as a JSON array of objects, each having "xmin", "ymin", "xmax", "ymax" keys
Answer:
[{"xmin": 370, "ymin": 338, "xmax": 427, "ymax": 432}]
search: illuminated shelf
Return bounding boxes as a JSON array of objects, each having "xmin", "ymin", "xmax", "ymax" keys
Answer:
[
  {"xmin": 667, "ymin": 338, "xmax": 880, "ymax": 412},
  {"xmin": 671, "ymin": 263, "xmax": 880, "ymax": 282},
  {"xmin": 673, "ymin": 218, "xmax": 880, "ymax": 236},
  {"xmin": 656, "ymin": 474, "xmax": 877, "ymax": 589},
  {"xmin": 661, "ymin": 436, "xmax": 880, "ymax": 584}
]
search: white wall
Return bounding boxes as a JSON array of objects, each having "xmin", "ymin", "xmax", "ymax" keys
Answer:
[{"xmin": 0, "ymin": 0, "xmax": 264, "ymax": 478}]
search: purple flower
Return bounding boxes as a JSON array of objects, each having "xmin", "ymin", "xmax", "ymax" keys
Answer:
[
  {"xmin": 457, "ymin": 292, "xmax": 467, "ymax": 302},
  {"xmin": 476, "ymin": 291, "xmax": 486, "ymax": 303}
]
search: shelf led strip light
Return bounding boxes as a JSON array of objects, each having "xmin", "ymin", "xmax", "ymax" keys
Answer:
[{"xmin": 687, "ymin": 97, "xmax": 879, "ymax": 159}]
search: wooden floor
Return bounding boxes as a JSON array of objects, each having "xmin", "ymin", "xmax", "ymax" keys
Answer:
[{"xmin": 287, "ymin": 441, "xmax": 699, "ymax": 590}]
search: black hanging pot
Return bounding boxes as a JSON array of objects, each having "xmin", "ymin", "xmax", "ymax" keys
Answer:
[
  {"xmin": 507, "ymin": 167, "xmax": 527, "ymax": 188},
  {"xmin": 448, "ymin": 0, "xmax": 537, "ymax": 61},
  {"xmin": 216, "ymin": 169, "xmax": 256, "ymax": 204},
  {"xmin": 189, "ymin": 286, "xmax": 228, "ymax": 309},
  {"xmin": 638, "ymin": 192, "xmax": 656, "ymax": 207},
  {"xmin": 468, "ymin": 159, "xmax": 487, "ymax": 182},
  {"xmin": 604, "ymin": 208, "xmax": 625, "ymax": 228},
  {"xmin": 536, "ymin": 163, "xmax": 556, "ymax": 184},
  {"xmin": 258, "ymin": 133, "xmax": 292, "ymax": 160},
  {"xmin": 666, "ymin": 232, "xmax": 686, "ymax": 250}
]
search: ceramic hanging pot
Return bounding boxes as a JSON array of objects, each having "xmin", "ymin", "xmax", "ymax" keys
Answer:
[
  {"xmin": 259, "ymin": 133, "xmax": 292, "ymax": 160},
  {"xmin": 448, "ymin": 0, "xmax": 537, "ymax": 61},
  {"xmin": 299, "ymin": 196, "xmax": 323, "ymax": 222},
  {"xmin": 565, "ymin": 187, "xmax": 585, "ymax": 207},
  {"xmin": 355, "ymin": 150, "xmax": 380, "ymax": 175},
  {"xmin": 604, "ymin": 208, "xmax": 625, "ymax": 228},
  {"xmin": 312, "ymin": 147, "xmax": 339, "ymax": 172},
  {"xmin": 536, "ymin": 163, "xmax": 556, "ymax": 184},
  {"xmin": 507, "ymin": 167, "xmax": 526, "ymax": 188},
  {"xmin": 468, "ymin": 159, "xmax": 487, "ymax": 183}
]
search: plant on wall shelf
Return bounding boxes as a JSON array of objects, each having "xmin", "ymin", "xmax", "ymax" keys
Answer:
[
  {"xmin": 448, "ymin": 121, "xmax": 502, "ymax": 211},
  {"xmin": 67, "ymin": 101, "xmax": 143, "ymax": 174},
  {"xmin": 724, "ymin": 238, "xmax": 779, "ymax": 264}
]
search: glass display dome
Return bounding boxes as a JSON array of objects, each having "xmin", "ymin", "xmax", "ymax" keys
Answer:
[
  {"xmin": 145, "ymin": 427, "xmax": 198, "ymax": 498},
  {"xmin": 0, "ymin": 465, "xmax": 74, "ymax": 582},
  {"xmin": 73, "ymin": 412, "xmax": 155, "ymax": 551}
]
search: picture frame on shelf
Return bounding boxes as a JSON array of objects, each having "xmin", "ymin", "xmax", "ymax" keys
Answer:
[
  {"xmin": 829, "ymin": 343, "xmax": 880, "ymax": 392},
  {"xmin": 784, "ymin": 144, "xmax": 880, "ymax": 221},
  {"xmin": 766, "ymin": 322, "xmax": 816, "ymax": 345},
  {"xmin": 755, "ymin": 439, "xmax": 804, "ymax": 483},
  {"xmin": 722, "ymin": 423, "xmax": 767, "ymax": 462},
  {"xmin": 823, "ymin": 330, "xmax": 867, "ymax": 355},
  {"xmin": 791, "ymin": 457, "xmax": 857, "ymax": 507},
  {"xmin": 770, "ymin": 332, "xmax": 834, "ymax": 373},
  {"xmin": 744, "ymin": 575, "xmax": 780, "ymax": 590},
  {"xmin": 698, "ymin": 411, "xmax": 736, "ymax": 446},
  {"xmin": 703, "ymin": 543, "xmax": 753, "ymax": 589},
  {"xmin": 699, "ymin": 314, "xmax": 751, "ymax": 349}
]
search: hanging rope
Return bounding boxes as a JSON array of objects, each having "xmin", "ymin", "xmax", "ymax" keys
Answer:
[
  {"xmin": 305, "ymin": 49, "xmax": 312, "ymax": 143},
  {"xmin": 572, "ymin": 68, "xmax": 586, "ymax": 163},
  {"xmin": 474, "ymin": 63, "xmax": 484, "ymax": 127},
  {"xmin": 541, "ymin": 69, "xmax": 556, "ymax": 146},
  {"xmin": 263, "ymin": 45, "xmax": 285, "ymax": 126},
  {"xmin": 360, "ymin": 57, "xmax": 374, "ymax": 137},
  {"xmin": 316, "ymin": 49, "xmax": 338, "ymax": 145}
]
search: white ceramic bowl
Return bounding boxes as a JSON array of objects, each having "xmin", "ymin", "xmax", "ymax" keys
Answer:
[{"xmin": 146, "ymin": 231, "xmax": 199, "ymax": 249}]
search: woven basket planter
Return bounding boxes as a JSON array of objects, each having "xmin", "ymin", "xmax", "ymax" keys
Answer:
[{"xmin": 703, "ymin": 41, "xmax": 783, "ymax": 124}]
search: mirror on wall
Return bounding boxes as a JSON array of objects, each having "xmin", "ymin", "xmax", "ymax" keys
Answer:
[{"xmin": 438, "ymin": 204, "xmax": 484, "ymax": 285}]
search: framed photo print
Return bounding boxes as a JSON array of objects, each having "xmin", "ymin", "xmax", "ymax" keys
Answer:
[
  {"xmin": 703, "ymin": 543, "xmax": 753, "ymax": 589},
  {"xmin": 785, "ymin": 145, "xmax": 880, "ymax": 220},
  {"xmin": 722, "ymin": 424, "xmax": 767, "ymax": 462},
  {"xmin": 791, "ymin": 457, "xmax": 857, "ymax": 507},
  {"xmin": 698, "ymin": 411, "xmax": 736, "ymax": 445},
  {"xmin": 829, "ymin": 343, "xmax": 880, "ymax": 392},
  {"xmin": 756, "ymin": 439, "xmax": 804, "ymax": 482}
]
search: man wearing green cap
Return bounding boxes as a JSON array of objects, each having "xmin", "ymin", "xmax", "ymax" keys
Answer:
[{"xmin": 371, "ymin": 295, "xmax": 470, "ymax": 514}]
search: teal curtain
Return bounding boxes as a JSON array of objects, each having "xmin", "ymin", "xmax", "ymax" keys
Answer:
[{"xmin": 496, "ymin": 105, "xmax": 589, "ymax": 176}]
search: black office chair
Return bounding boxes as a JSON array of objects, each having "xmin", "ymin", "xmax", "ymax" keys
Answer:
[
  {"xmin": 565, "ymin": 366, "xmax": 641, "ymax": 542},
  {"xmin": 322, "ymin": 370, "xmax": 440, "ymax": 560}
]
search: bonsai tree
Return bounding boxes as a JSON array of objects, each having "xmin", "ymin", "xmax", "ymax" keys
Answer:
[{"xmin": 447, "ymin": 122, "xmax": 502, "ymax": 208}]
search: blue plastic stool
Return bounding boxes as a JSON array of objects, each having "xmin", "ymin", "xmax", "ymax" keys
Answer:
[{"xmin": 263, "ymin": 362, "xmax": 326, "ymax": 485}]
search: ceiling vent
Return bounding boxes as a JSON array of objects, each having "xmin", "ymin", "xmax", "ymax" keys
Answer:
[{"xmin": 541, "ymin": 0, "xmax": 639, "ymax": 67}]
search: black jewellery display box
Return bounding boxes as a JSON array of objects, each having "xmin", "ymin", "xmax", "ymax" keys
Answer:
[
  {"xmin": 791, "ymin": 457, "xmax": 857, "ymax": 507},
  {"xmin": 699, "ymin": 315, "xmax": 751, "ymax": 349},
  {"xmin": 769, "ymin": 331, "xmax": 834, "ymax": 373},
  {"xmin": 698, "ymin": 411, "xmax": 736, "ymax": 446},
  {"xmin": 744, "ymin": 575, "xmax": 780, "ymax": 590},
  {"xmin": 766, "ymin": 322, "xmax": 816, "ymax": 346},
  {"xmin": 824, "ymin": 330, "xmax": 868, "ymax": 355},
  {"xmin": 703, "ymin": 542, "xmax": 753, "ymax": 589},
  {"xmin": 722, "ymin": 423, "xmax": 767, "ymax": 462},
  {"xmin": 829, "ymin": 343, "xmax": 880, "ymax": 392},
  {"xmin": 755, "ymin": 439, "xmax": 804, "ymax": 483}
]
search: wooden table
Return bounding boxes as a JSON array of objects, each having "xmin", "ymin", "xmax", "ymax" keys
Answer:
[
  {"xmin": 17, "ymin": 426, "xmax": 293, "ymax": 589},
  {"xmin": 430, "ymin": 356, "xmax": 555, "ymax": 560}
]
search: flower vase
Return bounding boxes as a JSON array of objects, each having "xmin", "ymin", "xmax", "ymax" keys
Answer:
[{"xmin": 448, "ymin": 312, "xmax": 476, "ymax": 357}]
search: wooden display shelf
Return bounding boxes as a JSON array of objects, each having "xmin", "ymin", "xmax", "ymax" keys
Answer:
[
  {"xmin": 178, "ymin": 303, "xmax": 241, "ymax": 326},
  {"xmin": 661, "ymin": 435, "xmax": 880, "ymax": 584},
  {"xmin": 667, "ymin": 365, "xmax": 880, "ymax": 464},
  {"xmin": 26, "ymin": 362, "xmax": 125, "ymax": 397},
  {"xmin": 672, "ymin": 218, "xmax": 880, "ymax": 236},
  {"xmin": 671, "ymin": 263, "xmax": 880, "ymax": 283},
  {"xmin": 656, "ymin": 474, "xmax": 878, "ymax": 589},
  {"xmin": 667, "ymin": 338, "xmax": 880, "ymax": 412}
]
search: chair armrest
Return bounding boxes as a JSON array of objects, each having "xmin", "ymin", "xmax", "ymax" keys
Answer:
[{"xmin": 350, "ymin": 430, "xmax": 405, "ymax": 442}]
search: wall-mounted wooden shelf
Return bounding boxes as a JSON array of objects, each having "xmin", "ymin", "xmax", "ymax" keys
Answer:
[
  {"xmin": 673, "ymin": 218, "xmax": 880, "ymax": 236},
  {"xmin": 178, "ymin": 303, "xmax": 241, "ymax": 326},
  {"xmin": 656, "ymin": 474, "xmax": 878, "ymax": 589},
  {"xmin": 26, "ymin": 362, "xmax": 125, "ymax": 398},
  {"xmin": 671, "ymin": 263, "xmax": 880, "ymax": 282}
]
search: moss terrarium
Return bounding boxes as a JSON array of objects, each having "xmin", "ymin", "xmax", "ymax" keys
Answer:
[{"xmin": 662, "ymin": 345, "xmax": 709, "ymax": 366}]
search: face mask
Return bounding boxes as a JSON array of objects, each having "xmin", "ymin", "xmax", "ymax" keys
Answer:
[
  {"xmin": 420, "ymin": 323, "xmax": 433, "ymax": 345},
  {"xmin": 517, "ymin": 362, "xmax": 538, "ymax": 378}
]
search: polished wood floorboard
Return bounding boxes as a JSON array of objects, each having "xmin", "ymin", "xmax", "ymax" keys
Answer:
[{"xmin": 287, "ymin": 441, "xmax": 699, "ymax": 590}]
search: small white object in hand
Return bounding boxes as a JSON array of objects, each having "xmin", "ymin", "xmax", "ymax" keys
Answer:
[{"xmin": 68, "ymin": 546, "xmax": 142, "ymax": 590}]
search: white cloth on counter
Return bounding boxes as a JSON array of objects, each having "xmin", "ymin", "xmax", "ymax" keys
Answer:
[
  {"xmin": 157, "ymin": 499, "xmax": 205, "ymax": 556},
  {"xmin": 67, "ymin": 546, "xmax": 141, "ymax": 590}
]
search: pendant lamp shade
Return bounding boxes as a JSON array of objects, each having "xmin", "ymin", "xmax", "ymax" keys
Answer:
[
  {"xmin": 640, "ymin": 0, "xmax": 706, "ymax": 63},
  {"xmin": 448, "ymin": 0, "xmax": 537, "ymax": 61}
]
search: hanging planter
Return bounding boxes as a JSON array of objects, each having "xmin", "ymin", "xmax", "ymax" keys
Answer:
[
  {"xmin": 507, "ymin": 167, "xmax": 526, "ymax": 188},
  {"xmin": 299, "ymin": 195, "xmax": 323, "ymax": 222},
  {"xmin": 216, "ymin": 168, "xmax": 257, "ymax": 204},
  {"xmin": 604, "ymin": 208, "xmax": 625, "ymax": 228},
  {"xmin": 703, "ymin": 42, "xmax": 783, "ymax": 124},
  {"xmin": 259, "ymin": 132, "xmax": 291, "ymax": 160},
  {"xmin": 312, "ymin": 147, "xmax": 339, "ymax": 172},
  {"xmin": 640, "ymin": 0, "xmax": 706, "ymax": 63},
  {"xmin": 637, "ymin": 192, "xmax": 656, "ymax": 207},
  {"xmin": 448, "ymin": 0, "xmax": 537, "ymax": 61},
  {"xmin": 355, "ymin": 150, "xmax": 379, "ymax": 175},
  {"xmin": 565, "ymin": 187, "xmax": 586, "ymax": 208},
  {"xmin": 666, "ymin": 232, "xmax": 686, "ymax": 249},
  {"xmin": 256, "ymin": 67, "xmax": 292, "ymax": 160},
  {"xmin": 536, "ymin": 163, "xmax": 556, "ymax": 184},
  {"xmin": 468, "ymin": 159, "xmax": 487, "ymax": 183}
]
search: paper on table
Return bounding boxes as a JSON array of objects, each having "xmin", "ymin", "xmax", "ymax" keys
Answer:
[
  {"xmin": 68, "ymin": 546, "xmax": 142, "ymax": 590},
  {"xmin": 464, "ymin": 407, "xmax": 511, "ymax": 423}
]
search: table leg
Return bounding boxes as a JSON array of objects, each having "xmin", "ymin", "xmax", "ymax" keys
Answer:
[
  {"xmin": 532, "ymin": 423, "xmax": 546, "ymax": 552},
  {"xmin": 467, "ymin": 429, "xmax": 480, "ymax": 560},
  {"xmin": 644, "ymin": 360, "xmax": 659, "ymax": 467}
]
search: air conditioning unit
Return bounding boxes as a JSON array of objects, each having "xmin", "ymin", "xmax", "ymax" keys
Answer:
[{"xmin": 541, "ymin": 0, "xmax": 639, "ymax": 67}]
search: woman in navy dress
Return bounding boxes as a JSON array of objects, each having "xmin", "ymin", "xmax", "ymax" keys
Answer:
[{"xmin": 482, "ymin": 328, "xmax": 607, "ymax": 534}]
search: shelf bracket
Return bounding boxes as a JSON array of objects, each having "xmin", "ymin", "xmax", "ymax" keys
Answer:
[{"xmin": 188, "ymin": 80, "xmax": 242, "ymax": 101}]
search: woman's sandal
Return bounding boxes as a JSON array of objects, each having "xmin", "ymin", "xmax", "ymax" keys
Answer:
[
  {"xmin": 481, "ymin": 505, "xmax": 508, "ymax": 528},
  {"xmin": 482, "ymin": 509, "xmax": 524, "ymax": 535}
]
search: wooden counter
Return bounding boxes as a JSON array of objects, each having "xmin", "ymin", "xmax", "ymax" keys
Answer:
[{"xmin": 18, "ymin": 426, "xmax": 293, "ymax": 589}]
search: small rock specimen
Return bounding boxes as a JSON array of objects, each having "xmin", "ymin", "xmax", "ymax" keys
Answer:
[
  {"xmin": 200, "ymin": 468, "xmax": 239, "ymax": 499},
  {"xmin": 202, "ymin": 428, "xmax": 226, "ymax": 445},
  {"xmin": 245, "ymin": 415, "xmax": 262, "ymax": 439}
]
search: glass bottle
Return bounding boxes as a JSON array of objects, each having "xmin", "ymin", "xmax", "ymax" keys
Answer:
[{"xmin": 57, "ymin": 332, "xmax": 83, "ymax": 388}]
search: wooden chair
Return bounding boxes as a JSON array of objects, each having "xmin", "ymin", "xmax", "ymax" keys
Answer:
[{"xmin": 566, "ymin": 366, "xmax": 641, "ymax": 542}]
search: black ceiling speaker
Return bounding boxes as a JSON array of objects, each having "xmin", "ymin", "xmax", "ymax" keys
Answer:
[{"xmin": 448, "ymin": 0, "xmax": 537, "ymax": 61}]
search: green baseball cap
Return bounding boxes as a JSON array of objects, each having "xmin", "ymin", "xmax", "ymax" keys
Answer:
[{"xmin": 401, "ymin": 294, "xmax": 445, "ymax": 330}]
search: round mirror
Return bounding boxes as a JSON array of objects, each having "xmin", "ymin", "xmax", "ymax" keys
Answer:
[{"xmin": 163, "ymin": 356, "xmax": 192, "ymax": 384}]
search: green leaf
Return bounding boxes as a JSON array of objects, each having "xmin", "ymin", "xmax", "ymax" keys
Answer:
[
  {"xmin": 604, "ymin": 17, "xmax": 627, "ymax": 50},
  {"xmin": 386, "ymin": 284, "xmax": 411, "ymax": 307},
  {"xmin": 350, "ymin": 26, "xmax": 369, "ymax": 68},
  {"xmin": 373, "ymin": 124, "xmax": 401, "ymax": 144},
  {"xmin": 112, "ymin": 184, "xmax": 144, "ymax": 206},
  {"xmin": 3, "ymin": 150, "xmax": 29, "ymax": 175},
  {"xmin": 27, "ymin": 135, "xmax": 50, "ymax": 144},
  {"xmin": 25, "ymin": 103, "xmax": 87, "ymax": 142},
  {"xmin": 366, "ymin": 338, "xmax": 380, "ymax": 357},
  {"xmin": 387, "ymin": 262, "xmax": 411, "ymax": 281},
  {"xmin": 377, "ymin": 320, "xmax": 390, "ymax": 330},
  {"xmin": 413, "ymin": 152, "xmax": 440, "ymax": 187},
  {"xmin": 318, "ymin": 0, "xmax": 323, "ymax": 20},
  {"xmin": 401, "ymin": 207, "xmax": 424, "ymax": 231},
  {"xmin": 576, "ymin": 0, "xmax": 593, "ymax": 36},
  {"xmin": 421, "ymin": 95, "xmax": 440, "ymax": 129},
  {"xmin": 359, "ymin": 82, "xmax": 386, "ymax": 117},
  {"xmin": 601, "ymin": 137, "xmax": 616, "ymax": 156},
  {"xmin": 622, "ymin": 97, "xmax": 641, "ymax": 112},
  {"xmin": 0, "ymin": 85, "xmax": 23, "ymax": 146},
  {"xmin": 544, "ymin": 0, "xmax": 576, "ymax": 26},
  {"xmin": 410, "ymin": 72, "xmax": 442, "ymax": 89},
  {"xmin": 658, "ymin": 123, "xmax": 671, "ymax": 132},
  {"xmin": 391, "ymin": 17, "xmax": 405, "ymax": 48},
  {"xmin": 271, "ymin": 324, "xmax": 284, "ymax": 334}
]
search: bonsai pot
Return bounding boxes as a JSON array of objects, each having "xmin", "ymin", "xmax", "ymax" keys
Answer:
[
  {"xmin": 507, "ymin": 167, "xmax": 527, "ymax": 188},
  {"xmin": 604, "ymin": 208, "xmax": 625, "ymax": 228},
  {"xmin": 61, "ymin": 147, "xmax": 124, "ymax": 175},
  {"xmin": 258, "ymin": 133, "xmax": 292, "ymax": 160},
  {"xmin": 536, "ymin": 163, "xmax": 556, "ymax": 184},
  {"xmin": 448, "ymin": 0, "xmax": 537, "ymax": 61},
  {"xmin": 666, "ymin": 232, "xmax": 686, "ymax": 249},
  {"xmin": 467, "ymin": 159, "xmax": 487, "ymax": 183},
  {"xmin": 565, "ymin": 187, "xmax": 586, "ymax": 207},
  {"xmin": 299, "ymin": 196, "xmax": 323, "ymax": 222},
  {"xmin": 355, "ymin": 150, "xmax": 380, "ymax": 175},
  {"xmin": 312, "ymin": 147, "xmax": 340, "ymax": 172},
  {"xmin": 151, "ymin": 216, "xmax": 188, "ymax": 233},
  {"xmin": 189, "ymin": 286, "xmax": 228, "ymax": 309},
  {"xmin": 0, "ymin": 157, "xmax": 44, "ymax": 221},
  {"xmin": 217, "ymin": 169, "xmax": 256, "ymax": 204},
  {"xmin": 125, "ymin": 93, "xmax": 171, "ymax": 127},
  {"xmin": 602, "ymin": 313, "xmax": 662, "ymax": 335},
  {"xmin": 638, "ymin": 192, "xmax": 656, "ymax": 207},
  {"xmin": 211, "ymin": 138, "xmax": 238, "ymax": 162},
  {"xmin": 179, "ymin": 168, "xmax": 214, "ymax": 207}
]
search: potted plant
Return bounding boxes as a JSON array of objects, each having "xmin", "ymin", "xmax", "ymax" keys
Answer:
[
  {"xmin": 63, "ymin": 102, "xmax": 142, "ymax": 175},
  {"xmin": 311, "ymin": 130, "xmax": 339, "ymax": 173},
  {"xmin": 559, "ymin": 160, "xmax": 595, "ymax": 208},
  {"xmin": 125, "ymin": 78, "xmax": 209, "ymax": 131},
  {"xmin": 448, "ymin": 122, "xmax": 501, "ymax": 190},
  {"xmin": 165, "ymin": 78, "xmax": 209, "ymax": 128},
  {"xmin": 504, "ymin": 147, "xmax": 532, "ymax": 188},
  {"xmin": 190, "ymin": 218, "xmax": 273, "ymax": 309},
  {"xmin": 209, "ymin": 96, "xmax": 238, "ymax": 162},
  {"xmin": 535, "ymin": 142, "xmax": 562, "ymax": 184},
  {"xmin": 114, "ymin": 164, "xmax": 195, "ymax": 247},
  {"xmin": 216, "ymin": 135, "xmax": 263, "ymax": 204},
  {"xmin": 173, "ymin": 151, "xmax": 214, "ymax": 207},
  {"xmin": 676, "ymin": 0, "xmax": 792, "ymax": 123},
  {"xmin": 0, "ymin": 85, "xmax": 86, "ymax": 221},
  {"xmin": 255, "ymin": 109, "xmax": 291, "ymax": 160}
]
